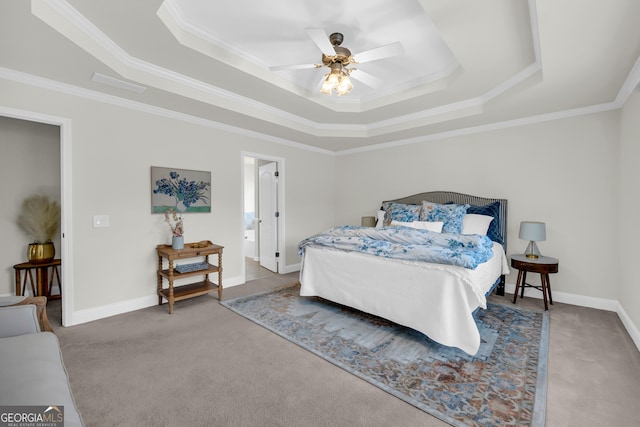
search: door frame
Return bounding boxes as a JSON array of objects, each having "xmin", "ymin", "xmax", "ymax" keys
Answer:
[
  {"xmin": 240, "ymin": 151, "xmax": 285, "ymax": 283},
  {"xmin": 0, "ymin": 105, "xmax": 74, "ymax": 326}
]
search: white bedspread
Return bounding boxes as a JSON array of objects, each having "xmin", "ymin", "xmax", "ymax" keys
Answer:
[{"xmin": 299, "ymin": 242, "xmax": 510, "ymax": 355}]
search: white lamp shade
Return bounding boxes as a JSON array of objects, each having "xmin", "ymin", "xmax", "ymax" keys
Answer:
[{"xmin": 519, "ymin": 221, "xmax": 546, "ymax": 241}]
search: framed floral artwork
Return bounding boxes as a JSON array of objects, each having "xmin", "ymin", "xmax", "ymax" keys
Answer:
[{"xmin": 151, "ymin": 166, "xmax": 211, "ymax": 213}]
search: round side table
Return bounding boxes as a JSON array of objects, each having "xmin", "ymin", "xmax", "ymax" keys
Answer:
[
  {"xmin": 510, "ymin": 254, "xmax": 558, "ymax": 311},
  {"xmin": 13, "ymin": 259, "xmax": 62, "ymax": 299}
]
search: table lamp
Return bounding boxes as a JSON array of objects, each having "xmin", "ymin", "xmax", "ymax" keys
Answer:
[{"xmin": 519, "ymin": 221, "xmax": 546, "ymax": 259}]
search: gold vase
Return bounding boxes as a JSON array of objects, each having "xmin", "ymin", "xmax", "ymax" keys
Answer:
[{"xmin": 27, "ymin": 241, "xmax": 55, "ymax": 264}]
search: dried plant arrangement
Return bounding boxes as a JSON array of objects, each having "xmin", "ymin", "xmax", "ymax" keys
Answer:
[{"xmin": 17, "ymin": 195, "xmax": 61, "ymax": 243}]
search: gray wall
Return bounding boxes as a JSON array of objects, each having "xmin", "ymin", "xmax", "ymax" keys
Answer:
[
  {"xmin": 0, "ymin": 116, "xmax": 61, "ymax": 292},
  {"xmin": 1, "ymin": 76, "xmax": 638, "ymax": 344},
  {"xmin": 335, "ymin": 112, "xmax": 620, "ymax": 303},
  {"xmin": 0, "ymin": 78, "xmax": 335, "ymax": 325},
  {"xmin": 619, "ymin": 92, "xmax": 640, "ymax": 331}
]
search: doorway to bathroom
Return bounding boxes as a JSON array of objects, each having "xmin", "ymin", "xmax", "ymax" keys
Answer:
[{"xmin": 242, "ymin": 154, "xmax": 283, "ymax": 282}]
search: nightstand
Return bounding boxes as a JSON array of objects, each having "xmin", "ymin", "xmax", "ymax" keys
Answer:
[{"xmin": 511, "ymin": 254, "xmax": 559, "ymax": 311}]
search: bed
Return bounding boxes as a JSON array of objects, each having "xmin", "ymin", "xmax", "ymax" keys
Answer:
[{"xmin": 298, "ymin": 191, "xmax": 509, "ymax": 355}]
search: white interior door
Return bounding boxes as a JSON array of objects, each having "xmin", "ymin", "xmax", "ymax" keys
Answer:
[{"xmin": 258, "ymin": 162, "xmax": 278, "ymax": 273}]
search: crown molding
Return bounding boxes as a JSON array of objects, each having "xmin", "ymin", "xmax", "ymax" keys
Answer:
[
  {"xmin": 335, "ymin": 102, "xmax": 620, "ymax": 156},
  {"xmin": 0, "ymin": 66, "xmax": 334, "ymax": 156},
  {"xmin": 32, "ymin": 0, "xmax": 545, "ymax": 138},
  {"xmin": 1, "ymin": 65, "xmax": 632, "ymax": 157},
  {"xmin": 91, "ymin": 72, "xmax": 146, "ymax": 93},
  {"xmin": 616, "ymin": 55, "xmax": 640, "ymax": 103}
]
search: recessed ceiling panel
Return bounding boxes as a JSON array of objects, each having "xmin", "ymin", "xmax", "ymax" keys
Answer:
[
  {"xmin": 15, "ymin": 0, "xmax": 640, "ymax": 152},
  {"xmin": 164, "ymin": 0, "xmax": 459, "ymax": 102}
]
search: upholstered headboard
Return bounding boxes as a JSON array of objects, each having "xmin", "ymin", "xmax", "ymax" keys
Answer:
[{"xmin": 382, "ymin": 191, "xmax": 508, "ymax": 252}]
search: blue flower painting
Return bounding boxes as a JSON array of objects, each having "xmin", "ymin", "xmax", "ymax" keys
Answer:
[{"xmin": 151, "ymin": 167, "xmax": 211, "ymax": 213}]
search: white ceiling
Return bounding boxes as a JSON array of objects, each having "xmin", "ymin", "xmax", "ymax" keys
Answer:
[
  {"xmin": 2, "ymin": 0, "xmax": 640, "ymax": 153},
  {"xmin": 164, "ymin": 0, "xmax": 463, "ymax": 103}
]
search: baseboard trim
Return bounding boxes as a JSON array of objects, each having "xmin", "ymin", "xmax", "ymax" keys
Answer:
[
  {"xmin": 70, "ymin": 295, "xmax": 158, "ymax": 326},
  {"xmin": 67, "ymin": 274, "xmax": 245, "ymax": 326},
  {"xmin": 504, "ymin": 283, "xmax": 618, "ymax": 311},
  {"xmin": 505, "ymin": 283, "xmax": 639, "ymax": 352},
  {"xmin": 282, "ymin": 263, "xmax": 301, "ymax": 274},
  {"xmin": 616, "ymin": 302, "xmax": 640, "ymax": 352},
  {"xmin": 221, "ymin": 275, "xmax": 243, "ymax": 288}
]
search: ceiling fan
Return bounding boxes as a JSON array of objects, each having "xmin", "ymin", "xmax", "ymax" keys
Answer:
[{"xmin": 269, "ymin": 28, "xmax": 404, "ymax": 96}]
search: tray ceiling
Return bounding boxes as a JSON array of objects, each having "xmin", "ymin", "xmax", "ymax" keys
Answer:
[{"xmin": 1, "ymin": 0, "xmax": 640, "ymax": 152}]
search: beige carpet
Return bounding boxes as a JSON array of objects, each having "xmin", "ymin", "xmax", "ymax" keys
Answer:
[{"xmin": 48, "ymin": 273, "xmax": 640, "ymax": 426}]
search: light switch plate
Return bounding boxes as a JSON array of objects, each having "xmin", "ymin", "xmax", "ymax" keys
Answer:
[{"xmin": 93, "ymin": 215, "xmax": 109, "ymax": 228}]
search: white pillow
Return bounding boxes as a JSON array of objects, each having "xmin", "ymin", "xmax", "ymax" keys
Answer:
[
  {"xmin": 461, "ymin": 214, "xmax": 494, "ymax": 235},
  {"xmin": 390, "ymin": 220, "xmax": 444, "ymax": 233},
  {"xmin": 375, "ymin": 210, "xmax": 386, "ymax": 228}
]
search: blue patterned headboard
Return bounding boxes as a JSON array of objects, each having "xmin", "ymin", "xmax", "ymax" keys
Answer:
[{"xmin": 382, "ymin": 191, "xmax": 508, "ymax": 252}]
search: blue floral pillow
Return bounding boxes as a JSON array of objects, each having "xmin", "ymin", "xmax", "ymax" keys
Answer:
[
  {"xmin": 420, "ymin": 201, "xmax": 469, "ymax": 233},
  {"xmin": 381, "ymin": 202, "xmax": 421, "ymax": 224}
]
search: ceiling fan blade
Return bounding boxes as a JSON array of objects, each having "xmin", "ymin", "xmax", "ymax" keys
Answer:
[
  {"xmin": 349, "ymin": 69, "xmax": 383, "ymax": 88},
  {"xmin": 306, "ymin": 27, "xmax": 336, "ymax": 57},
  {"xmin": 269, "ymin": 63, "xmax": 319, "ymax": 71},
  {"xmin": 353, "ymin": 41, "xmax": 404, "ymax": 63}
]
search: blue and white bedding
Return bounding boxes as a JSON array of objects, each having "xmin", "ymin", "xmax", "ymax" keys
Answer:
[
  {"xmin": 298, "ymin": 225, "xmax": 494, "ymax": 270},
  {"xmin": 298, "ymin": 197, "xmax": 510, "ymax": 354}
]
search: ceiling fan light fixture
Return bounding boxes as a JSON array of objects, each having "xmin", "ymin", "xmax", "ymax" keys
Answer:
[
  {"xmin": 336, "ymin": 73, "xmax": 353, "ymax": 96},
  {"xmin": 327, "ymin": 71, "xmax": 340, "ymax": 86},
  {"xmin": 320, "ymin": 75, "xmax": 333, "ymax": 94},
  {"xmin": 321, "ymin": 62, "xmax": 353, "ymax": 96},
  {"xmin": 320, "ymin": 63, "xmax": 342, "ymax": 95},
  {"xmin": 274, "ymin": 29, "xmax": 403, "ymax": 98}
]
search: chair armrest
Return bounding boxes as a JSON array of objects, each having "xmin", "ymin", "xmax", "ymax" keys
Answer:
[{"xmin": 2, "ymin": 296, "xmax": 53, "ymax": 333}]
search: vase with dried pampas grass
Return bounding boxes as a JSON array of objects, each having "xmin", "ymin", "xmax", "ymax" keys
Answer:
[{"xmin": 17, "ymin": 195, "xmax": 61, "ymax": 263}]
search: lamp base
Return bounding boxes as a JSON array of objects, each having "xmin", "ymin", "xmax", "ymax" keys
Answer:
[{"xmin": 524, "ymin": 241, "xmax": 542, "ymax": 259}]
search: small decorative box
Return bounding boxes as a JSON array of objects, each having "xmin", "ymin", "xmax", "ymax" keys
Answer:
[{"xmin": 175, "ymin": 262, "xmax": 209, "ymax": 273}]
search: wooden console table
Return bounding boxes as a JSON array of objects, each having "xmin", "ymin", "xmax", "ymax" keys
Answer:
[{"xmin": 156, "ymin": 241, "xmax": 223, "ymax": 314}]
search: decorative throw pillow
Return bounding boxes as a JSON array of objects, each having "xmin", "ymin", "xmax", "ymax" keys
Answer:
[
  {"xmin": 381, "ymin": 202, "xmax": 421, "ymax": 224},
  {"xmin": 461, "ymin": 214, "xmax": 494, "ymax": 235},
  {"xmin": 390, "ymin": 220, "xmax": 444, "ymax": 233},
  {"xmin": 420, "ymin": 201, "xmax": 469, "ymax": 233},
  {"xmin": 466, "ymin": 201, "xmax": 502, "ymax": 245}
]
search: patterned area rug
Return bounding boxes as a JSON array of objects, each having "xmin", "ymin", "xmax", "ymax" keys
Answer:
[{"xmin": 222, "ymin": 284, "xmax": 548, "ymax": 427}]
